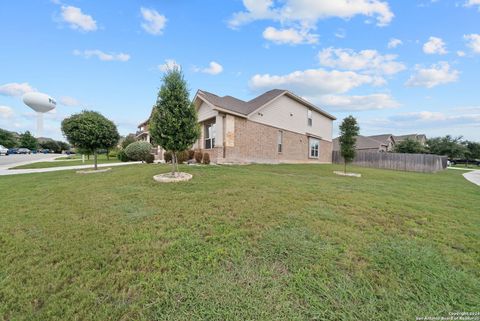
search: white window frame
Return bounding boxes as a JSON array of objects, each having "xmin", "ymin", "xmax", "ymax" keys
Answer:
[
  {"xmin": 205, "ymin": 122, "xmax": 216, "ymax": 149},
  {"xmin": 277, "ymin": 131, "xmax": 283, "ymax": 153},
  {"xmin": 309, "ymin": 138, "xmax": 319, "ymax": 158},
  {"xmin": 307, "ymin": 109, "xmax": 313, "ymax": 127}
]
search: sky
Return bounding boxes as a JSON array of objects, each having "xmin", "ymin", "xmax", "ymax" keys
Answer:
[{"xmin": 0, "ymin": 0, "xmax": 479, "ymax": 141}]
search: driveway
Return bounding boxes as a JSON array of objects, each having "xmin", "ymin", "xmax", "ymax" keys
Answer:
[{"xmin": 463, "ymin": 170, "xmax": 480, "ymax": 186}]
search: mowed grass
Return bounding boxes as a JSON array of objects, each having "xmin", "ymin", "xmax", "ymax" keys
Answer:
[
  {"xmin": 0, "ymin": 164, "xmax": 479, "ymax": 320},
  {"xmin": 11, "ymin": 154, "xmax": 122, "ymax": 169}
]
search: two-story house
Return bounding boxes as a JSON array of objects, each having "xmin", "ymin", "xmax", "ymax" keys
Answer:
[{"xmin": 137, "ymin": 89, "xmax": 336, "ymax": 164}]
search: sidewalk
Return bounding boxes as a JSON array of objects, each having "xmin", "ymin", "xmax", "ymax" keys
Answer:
[
  {"xmin": 463, "ymin": 170, "xmax": 480, "ymax": 186},
  {"xmin": 0, "ymin": 161, "xmax": 141, "ymax": 176}
]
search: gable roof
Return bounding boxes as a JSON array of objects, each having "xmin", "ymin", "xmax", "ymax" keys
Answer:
[
  {"xmin": 333, "ymin": 135, "xmax": 393, "ymax": 151},
  {"xmin": 196, "ymin": 89, "xmax": 336, "ymax": 120}
]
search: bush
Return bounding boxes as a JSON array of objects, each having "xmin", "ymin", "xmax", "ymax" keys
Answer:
[
  {"xmin": 202, "ymin": 152, "xmax": 210, "ymax": 164},
  {"xmin": 117, "ymin": 150, "xmax": 129, "ymax": 162},
  {"xmin": 108, "ymin": 149, "xmax": 118, "ymax": 158},
  {"xmin": 194, "ymin": 150, "xmax": 203, "ymax": 163},
  {"xmin": 188, "ymin": 150, "xmax": 195, "ymax": 160},
  {"xmin": 124, "ymin": 141, "xmax": 152, "ymax": 162},
  {"xmin": 145, "ymin": 153, "xmax": 155, "ymax": 164},
  {"xmin": 177, "ymin": 151, "xmax": 189, "ymax": 163},
  {"xmin": 164, "ymin": 151, "xmax": 172, "ymax": 163}
]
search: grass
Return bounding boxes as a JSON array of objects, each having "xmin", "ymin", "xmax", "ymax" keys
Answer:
[
  {"xmin": 0, "ymin": 164, "xmax": 479, "ymax": 320},
  {"xmin": 11, "ymin": 154, "xmax": 122, "ymax": 169}
]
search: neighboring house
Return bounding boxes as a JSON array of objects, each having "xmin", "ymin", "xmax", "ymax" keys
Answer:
[
  {"xmin": 136, "ymin": 113, "xmax": 164, "ymax": 160},
  {"xmin": 333, "ymin": 133, "xmax": 427, "ymax": 152},
  {"xmin": 192, "ymin": 89, "xmax": 336, "ymax": 164},
  {"xmin": 138, "ymin": 89, "xmax": 336, "ymax": 164},
  {"xmin": 394, "ymin": 134, "xmax": 427, "ymax": 146}
]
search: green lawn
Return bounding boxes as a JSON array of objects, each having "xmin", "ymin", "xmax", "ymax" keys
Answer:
[
  {"xmin": 0, "ymin": 164, "xmax": 479, "ymax": 320},
  {"xmin": 11, "ymin": 154, "xmax": 122, "ymax": 169}
]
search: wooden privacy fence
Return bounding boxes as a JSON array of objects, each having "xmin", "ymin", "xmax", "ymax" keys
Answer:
[{"xmin": 332, "ymin": 151, "xmax": 448, "ymax": 173}]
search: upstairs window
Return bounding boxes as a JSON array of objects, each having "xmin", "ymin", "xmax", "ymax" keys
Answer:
[
  {"xmin": 309, "ymin": 138, "xmax": 319, "ymax": 158},
  {"xmin": 205, "ymin": 123, "xmax": 216, "ymax": 149},
  {"xmin": 277, "ymin": 131, "xmax": 283, "ymax": 153},
  {"xmin": 307, "ymin": 109, "xmax": 313, "ymax": 126}
]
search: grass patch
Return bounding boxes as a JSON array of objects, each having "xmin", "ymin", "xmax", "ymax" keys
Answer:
[{"xmin": 0, "ymin": 164, "xmax": 479, "ymax": 320}]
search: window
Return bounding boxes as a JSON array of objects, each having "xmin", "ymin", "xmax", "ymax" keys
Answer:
[
  {"xmin": 277, "ymin": 131, "xmax": 283, "ymax": 153},
  {"xmin": 307, "ymin": 109, "xmax": 312, "ymax": 126},
  {"xmin": 309, "ymin": 138, "xmax": 319, "ymax": 158},
  {"xmin": 205, "ymin": 122, "xmax": 216, "ymax": 149}
]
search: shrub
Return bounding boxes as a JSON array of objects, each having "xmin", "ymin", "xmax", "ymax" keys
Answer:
[
  {"xmin": 177, "ymin": 150, "xmax": 189, "ymax": 163},
  {"xmin": 164, "ymin": 151, "xmax": 172, "ymax": 163},
  {"xmin": 124, "ymin": 141, "xmax": 152, "ymax": 162},
  {"xmin": 145, "ymin": 153, "xmax": 155, "ymax": 164},
  {"xmin": 117, "ymin": 150, "xmax": 129, "ymax": 162},
  {"xmin": 188, "ymin": 150, "xmax": 195, "ymax": 160},
  {"xmin": 202, "ymin": 152, "xmax": 210, "ymax": 164},
  {"xmin": 194, "ymin": 150, "xmax": 203, "ymax": 163},
  {"xmin": 108, "ymin": 149, "xmax": 118, "ymax": 158}
]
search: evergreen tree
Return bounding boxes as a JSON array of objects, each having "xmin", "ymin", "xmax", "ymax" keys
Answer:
[
  {"xmin": 61, "ymin": 111, "xmax": 120, "ymax": 170},
  {"xmin": 150, "ymin": 67, "xmax": 200, "ymax": 175},
  {"xmin": 19, "ymin": 131, "xmax": 38, "ymax": 150},
  {"xmin": 339, "ymin": 116, "xmax": 360, "ymax": 173}
]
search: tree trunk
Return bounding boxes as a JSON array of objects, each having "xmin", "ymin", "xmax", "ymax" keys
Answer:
[
  {"xmin": 344, "ymin": 160, "xmax": 347, "ymax": 174},
  {"xmin": 94, "ymin": 151, "xmax": 98, "ymax": 170},
  {"xmin": 171, "ymin": 152, "xmax": 176, "ymax": 176}
]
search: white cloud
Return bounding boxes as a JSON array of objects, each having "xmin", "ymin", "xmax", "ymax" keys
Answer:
[
  {"xmin": 390, "ymin": 111, "xmax": 480, "ymax": 124},
  {"xmin": 59, "ymin": 96, "xmax": 80, "ymax": 107},
  {"xmin": 250, "ymin": 68, "xmax": 377, "ymax": 96},
  {"xmin": 464, "ymin": 34, "xmax": 480, "ymax": 54},
  {"xmin": 158, "ymin": 59, "xmax": 180, "ymax": 72},
  {"xmin": 262, "ymin": 26, "xmax": 318, "ymax": 45},
  {"xmin": 318, "ymin": 47, "xmax": 406, "ymax": 77},
  {"xmin": 0, "ymin": 106, "xmax": 14, "ymax": 119},
  {"xmin": 405, "ymin": 62, "xmax": 459, "ymax": 88},
  {"xmin": 229, "ymin": 0, "xmax": 394, "ymax": 28},
  {"xmin": 0, "ymin": 82, "xmax": 36, "ymax": 97},
  {"xmin": 423, "ymin": 36, "xmax": 448, "ymax": 55},
  {"xmin": 457, "ymin": 50, "xmax": 466, "ymax": 57},
  {"xmin": 317, "ymin": 93, "xmax": 400, "ymax": 111},
  {"xmin": 140, "ymin": 7, "xmax": 167, "ymax": 35},
  {"xmin": 464, "ymin": 0, "xmax": 480, "ymax": 9},
  {"xmin": 60, "ymin": 5, "xmax": 97, "ymax": 32},
  {"xmin": 73, "ymin": 49, "xmax": 130, "ymax": 62},
  {"xmin": 194, "ymin": 61, "xmax": 224, "ymax": 75},
  {"xmin": 387, "ymin": 38, "xmax": 403, "ymax": 48}
]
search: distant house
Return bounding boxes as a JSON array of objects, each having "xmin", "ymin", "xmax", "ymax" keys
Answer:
[
  {"xmin": 333, "ymin": 133, "xmax": 427, "ymax": 152},
  {"xmin": 333, "ymin": 134, "xmax": 396, "ymax": 152},
  {"xmin": 138, "ymin": 89, "xmax": 336, "ymax": 164}
]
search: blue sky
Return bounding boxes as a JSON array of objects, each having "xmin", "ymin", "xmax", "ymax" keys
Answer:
[{"xmin": 1, "ymin": 0, "xmax": 479, "ymax": 141}]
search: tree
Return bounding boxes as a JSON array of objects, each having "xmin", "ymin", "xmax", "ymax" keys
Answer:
[
  {"xmin": 427, "ymin": 136, "xmax": 467, "ymax": 159},
  {"xmin": 149, "ymin": 67, "xmax": 200, "ymax": 175},
  {"xmin": 61, "ymin": 111, "xmax": 120, "ymax": 170},
  {"xmin": 57, "ymin": 141, "xmax": 71, "ymax": 152},
  {"xmin": 39, "ymin": 140, "xmax": 61, "ymax": 153},
  {"xmin": 465, "ymin": 141, "xmax": 480, "ymax": 160},
  {"xmin": 19, "ymin": 131, "xmax": 38, "ymax": 150},
  {"xmin": 121, "ymin": 134, "xmax": 137, "ymax": 149},
  {"xmin": 339, "ymin": 116, "xmax": 360, "ymax": 173},
  {"xmin": 394, "ymin": 138, "xmax": 426, "ymax": 154},
  {"xmin": 0, "ymin": 128, "xmax": 17, "ymax": 148}
]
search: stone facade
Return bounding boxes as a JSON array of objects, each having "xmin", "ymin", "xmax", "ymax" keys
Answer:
[{"xmin": 197, "ymin": 116, "xmax": 332, "ymax": 164}]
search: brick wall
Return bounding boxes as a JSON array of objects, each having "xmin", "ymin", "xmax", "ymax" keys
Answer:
[{"xmin": 200, "ymin": 117, "xmax": 332, "ymax": 164}]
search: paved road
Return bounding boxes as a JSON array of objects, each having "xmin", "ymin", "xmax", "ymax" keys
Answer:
[
  {"xmin": 463, "ymin": 170, "xmax": 480, "ymax": 186},
  {"xmin": 0, "ymin": 153, "xmax": 61, "ymax": 168}
]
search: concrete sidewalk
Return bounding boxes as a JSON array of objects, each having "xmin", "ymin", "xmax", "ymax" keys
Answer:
[
  {"xmin": 463, "ymin": 170, "xmax": 480, "ymax": 186},
  {"xmin": 0, "ymin": 161, "xmax": 141, "ymax": 176}
]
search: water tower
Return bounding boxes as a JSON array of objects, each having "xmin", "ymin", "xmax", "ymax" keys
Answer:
[{"xmin": 22, "ymin": 92, "xmax": 57, "ymax": 137}]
